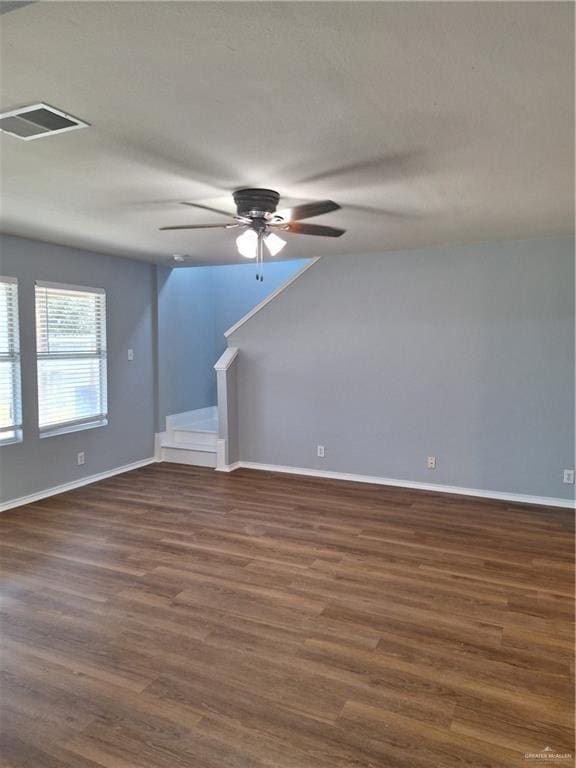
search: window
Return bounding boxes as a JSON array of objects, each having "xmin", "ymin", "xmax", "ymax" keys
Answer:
[
  {"xmin": 35, "ymin": 281, "xmax": 107, "ymax": 437},
  {"xmin": 0, "ymin": 277, "xmax": 22, "ymax": 444}
]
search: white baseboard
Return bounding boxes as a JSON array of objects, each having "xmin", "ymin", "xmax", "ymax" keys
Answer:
[
  {"xmin": 3, "ymin": 456, "xmax": 571, "ymax": 513},
  {"xmin": 154, "ymin": 432, "xmax": 167, "ymax": 461},
  {"xmin": 215, "ymin": 461, "xmax": 241, "ymax": 473},
  {"xmin": 233, "ymin": 461, "xmax": 575, "ymax": 509},
  {"xmin": 0, "ymin": 457, "xmax": 157, "ymax": 513}
]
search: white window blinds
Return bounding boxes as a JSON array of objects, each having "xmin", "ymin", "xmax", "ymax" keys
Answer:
[
  {"xmin": 0, "ymin": 277, "xmax": 22, "ymax": 444},
  {"xmin": 35, "ymin": 282, "xmax": 107, "ymax": 436}
]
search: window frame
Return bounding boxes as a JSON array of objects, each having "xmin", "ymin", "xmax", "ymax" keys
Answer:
[
  {"xmin": 35, "ymin": 280, "xmax": 108, "ymax": 439},
  {"xmin": 0, "ymin": 276, "xmax": 23, "ymax": 446}
]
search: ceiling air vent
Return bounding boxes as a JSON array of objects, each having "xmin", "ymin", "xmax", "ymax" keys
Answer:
[{"xmin": 0, "ymin": 103, "xmax": 89, "ymax": 141}]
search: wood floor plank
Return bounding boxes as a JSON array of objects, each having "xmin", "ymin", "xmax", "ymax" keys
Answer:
[{"xmin": 0, "ymin": 463, "xmax": 573, "ymax": 767}]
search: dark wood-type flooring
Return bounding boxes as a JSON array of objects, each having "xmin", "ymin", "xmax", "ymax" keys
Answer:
[{"xmin": 0, "ymin": 463, "xmax": 574, "ymax": 767}]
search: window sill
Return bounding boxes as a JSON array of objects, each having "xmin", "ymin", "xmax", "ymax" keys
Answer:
[
  {"xmin": 40, "ymin": 418, "xmax": 108, "ymax": 439},
  {"xmin": 0, "ymin": 431, "xmax": 23, "ymax": 447}
]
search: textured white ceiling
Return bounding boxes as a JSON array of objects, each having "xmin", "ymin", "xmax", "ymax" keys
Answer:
[{"xmin": 0, "ymin": 1, "xmax": 573, "ymax": 265}]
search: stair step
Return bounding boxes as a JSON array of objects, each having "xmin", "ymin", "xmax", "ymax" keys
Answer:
[
  {"xmin": 175, "ymin": 420, "xmax": 217, "ymax": 433},
  {"xmin": 161, "ymin": 445, "xmax": 216, "ymax": 468},
  {"xmin": 161, "ymin": 439, "xmax": 216, "ymax": 453},
  {"xmin": 171, "ymin": 429, "xmax": 217, "ymax": 448}
]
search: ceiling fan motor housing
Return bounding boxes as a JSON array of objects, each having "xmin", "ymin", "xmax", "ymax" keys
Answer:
[{"xmin": 233, "ymin": 188, "xmax": 280, "ymax": 218}]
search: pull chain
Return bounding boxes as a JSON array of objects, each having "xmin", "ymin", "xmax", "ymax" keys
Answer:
[{"xmin": 256, "ymin": 231, "xmax": 264, "ymax": 281}]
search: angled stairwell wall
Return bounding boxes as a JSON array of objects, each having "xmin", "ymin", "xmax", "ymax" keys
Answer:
[
  {"xmin": 226, "ymin": 239, "xmax": 575, "ymax": 505},
  {"xmin": 155, "ymin": 258, "xmax": 308, "ymax": 433}
]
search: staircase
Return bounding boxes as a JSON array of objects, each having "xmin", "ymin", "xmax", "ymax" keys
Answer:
[{"xmin": 158, "ymin": 407, "xmax": 218, "ymax": 467}]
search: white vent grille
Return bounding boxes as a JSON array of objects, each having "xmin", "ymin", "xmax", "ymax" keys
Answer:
[{"xmin": 0, "ymin": 103, "xmax": 89, "ymax": 140}]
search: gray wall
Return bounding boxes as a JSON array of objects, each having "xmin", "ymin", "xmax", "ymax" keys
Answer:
[
  {"xmin": 156, "ymin": 259, "xmax": 308, "ymax": 429},
  {"xmin": 3, "ymin": 234, "xmax": 573, "ymax": 504},
  {"xmin": 0, "ymin": 235, "xmax": 156, "ymax": 504},
  {"xmin": 229, "ymin": 239, "xmax": 575, "ymax": 500}
]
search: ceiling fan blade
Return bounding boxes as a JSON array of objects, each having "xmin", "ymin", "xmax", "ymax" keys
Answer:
[
  {"xmin": 294, "ymin": 151, "xmax": 427, "ymax": 187},
  {"xmin": 276, "ymin": 200, "xmax": 340, "ymax": 221},
  {"xmin": 279, "ymin": 222, "xmax": 345, "ymax": 238},
  {"xmin": 181, "ymin": 201, "xmax": 235, "ymax": 217},
  {"xmin": 159, "ymin": 223, "xmax": 238, "ymax": 231}
]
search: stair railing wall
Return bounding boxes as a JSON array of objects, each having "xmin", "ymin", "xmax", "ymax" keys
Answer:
[{"xmin": 214, "ymin": 347, "xmax": 239, "ymax": 470}]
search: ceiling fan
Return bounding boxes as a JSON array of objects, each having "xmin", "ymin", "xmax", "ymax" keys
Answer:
[{"xmin": 159, "ymin": 188, "xmax": 345, "ymax": 280}]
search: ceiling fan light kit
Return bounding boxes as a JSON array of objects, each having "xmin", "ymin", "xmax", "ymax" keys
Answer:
[
  {"xmin": 236, "ymin": 230, "xmax": 288, "ymax": 260},
  {"xmin": 264, "ymin": 231, "xmax": 287, "ymax": 256},
  {"xmin": 159, "ymin": 187, "xmax": 345, "ymax": 279},
  {"xmin": 236, "ymin": 228, "xmax": 258, "ymax": 259}
]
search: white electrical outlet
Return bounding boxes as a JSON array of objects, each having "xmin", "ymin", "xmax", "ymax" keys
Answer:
[
  {"xmin": 427, "ymin": 456, "xmax": 436, "ymax": 470},
  {"xmin": 563, "ymin": 469, "xmax": 575, "ymax": 484},
  {"xmin": 77, "ymin": 451, "xmax": 85, "ymax": 466},
  {"xmin": 317, "ymin": 445, "xmax": 325, "ymax": 458},
  {"xmin": 127, "ymin": 348, "xmax": 134, "ymax": 361}
]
